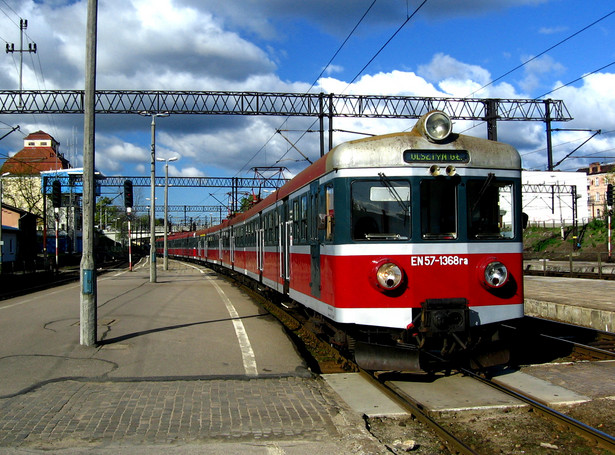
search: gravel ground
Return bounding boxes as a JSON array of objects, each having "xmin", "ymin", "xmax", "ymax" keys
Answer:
[{"xmin": 366, "ymin": 403, "xmax": 613, "ymax": 455}]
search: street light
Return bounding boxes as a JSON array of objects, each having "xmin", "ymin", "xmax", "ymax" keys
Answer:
[
  {"xmin": 0, "ymin": 172, "xmax": 9, "ymax": 275},
  {"xmin": 156, "ymin": 155, "xmax": 179, "ymax": 270},
  {"xmin": 139, "ymin": 111, "xmax": 169, "ymax": 283}
]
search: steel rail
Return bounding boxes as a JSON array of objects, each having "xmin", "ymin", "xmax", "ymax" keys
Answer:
[
  {"xmin": 502, "ymin": 316, "xmax": 615, "ymax": 355},
  {"xmin": 464, "ymin": 368, "xmax": 615, "ymax": 452},
  {"xmin": 538, "ymin": 333, "xmax": 615, "ymax": 360},
  {"xmin": 524, "ymin": 268, "xmax": 615, "ymax": 280},
  {"xmin": 359, "ymin": 370, "xmax": 479, "ymax": 455}
]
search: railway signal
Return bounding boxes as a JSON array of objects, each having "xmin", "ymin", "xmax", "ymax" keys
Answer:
[
  {"xmin": 123, "ymin": 179, "xmax": 133, "ymax": 207},
  {"xmin": 607, "ymin": 183, "xmax": 614, "ymax": 207},
  {"xmin": 51, "ymin": 180, "xmax": 62, "ymax": 207}
]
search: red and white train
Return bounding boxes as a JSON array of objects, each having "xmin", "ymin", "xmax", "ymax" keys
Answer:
[{"xmin": 159, "ymin": 111, "xmax": 524, "ymax": 371}]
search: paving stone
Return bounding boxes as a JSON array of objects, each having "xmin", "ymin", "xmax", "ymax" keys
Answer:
[{"xmin": 0, "ymin": 377, "xmax": 345, "ymax": 448}]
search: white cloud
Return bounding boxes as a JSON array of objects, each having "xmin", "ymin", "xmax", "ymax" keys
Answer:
[
  {"xmin": 539, "ymin": 26, "xmax": 568, "ymax": 35},
  {"xmin": 176, "ymin": 166, "xmax": 203, "ymax": 177},
  {"xmin": 418, "ymin": 53, "xmax": 492, "ymax": 88},
  {"xmin": 519, "ymin": 55, "xmax": 566, "ymax": 93},
  {"xmin": 319, "ymin": 70, "xmax": 441, "ymax": 96},
  {"xmin": 324, "ymin": 64, "xmax": 344, "ymax": 76}
]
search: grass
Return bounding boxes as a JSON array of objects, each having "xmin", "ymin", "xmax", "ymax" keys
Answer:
[{"xmin": 523, "ymin": 219, "xmax": 612, "ymax": 260}]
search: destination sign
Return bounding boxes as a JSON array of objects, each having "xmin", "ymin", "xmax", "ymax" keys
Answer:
[{"xmin": 403, "ymin": 150, "xmax": 469, "ymax": 163}]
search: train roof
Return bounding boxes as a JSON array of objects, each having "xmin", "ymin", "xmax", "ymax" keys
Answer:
[
  {"xmin": 325, "ymin": 129, "xmax": 521, "ymax": 172},
  {"xmin": 198, "ymin": 112, "xmax": 521, "ymax": 230}
]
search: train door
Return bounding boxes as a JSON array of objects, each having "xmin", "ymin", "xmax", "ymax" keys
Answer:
[
  {"xmin": 309, "ymin": 182, "xmax": 321, "ymax": 298},
  {"xmin": 230, "ymin": 227, "xmax": 235, "ymax": 268},
  {"xmin": 257, "ymin": 215, "xmax": 264, "ymax": 279},
  {"xmin": 279, "ymin": 200, "xmax": 291, "ymax": 294},
  {"xmin": 218, "ymin": 233, "xmax": 223, "ymax": 263}
]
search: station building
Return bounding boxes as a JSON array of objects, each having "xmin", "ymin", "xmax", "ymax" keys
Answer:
[
  {"xmin": 0, "ymin": 131, "xmax": 73, "ymax": 266},
  {"xmin": 579, "ymin": 162, "xmax": 615, "ymax": 219}
]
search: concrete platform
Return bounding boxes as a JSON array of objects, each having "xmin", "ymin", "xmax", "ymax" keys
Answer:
[
  {"xmin": 491, "ymin": 370, "xmax": 590, "ymax": 406},
  {"xmin": 0, "ymin": 259, "xmax": 385, "ymax": 454},
  {"xmin": 524, "ymin": 275, "xmax": 615, "ymax": 332},
  {"xmin": 322, "ymin": 373, "xmax": 408, "ymax": 417},
  {"xmin": 521, "ymin": 360, "xmax": 615, "ymax": 400},
  {"xmin": 389, "ymin": 375, "xmax": 525, "ymax": 412}
]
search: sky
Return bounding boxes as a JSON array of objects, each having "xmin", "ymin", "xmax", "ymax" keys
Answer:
[{"xmin": 0, "ymin": 0, "xmax": 614, "ymax": 220}]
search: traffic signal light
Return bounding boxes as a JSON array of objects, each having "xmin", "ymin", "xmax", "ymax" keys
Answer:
[
  {"xmin": 123, "ymin": 180, "xmax": 133, "ymax": 207},
  {"xmin": 52, "ymin": 180, "xmax": 62, "ymax": 207},
  {"xmin": 607, "ymin": 183, "xmax": 614, "ymax": 207}
]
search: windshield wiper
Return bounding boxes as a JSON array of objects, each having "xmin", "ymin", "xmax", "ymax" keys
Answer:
[
  {"xmin": 471, "ymin": 173, "xmax": 495, "ymax": 213},
  {"xmin": 378, "ymin": 172, "xmax": 409, "ymax": 214}
]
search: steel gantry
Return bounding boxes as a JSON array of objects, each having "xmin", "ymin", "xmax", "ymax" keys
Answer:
[{"xmin": 0, "ymin": 90, "xmax": 572, "ymax": 157}]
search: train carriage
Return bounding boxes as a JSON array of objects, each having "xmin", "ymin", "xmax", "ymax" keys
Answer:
[{"xmin": 160, "ymin": 111, "xmax": 524, "ymax": 371}]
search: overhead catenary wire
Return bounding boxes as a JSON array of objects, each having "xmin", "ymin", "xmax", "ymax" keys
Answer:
[
  {"xmin": 343, "ymin": 0, "xmax": 428, "ymax": 91},
  {"xmin": 535, "ymin": 60, "xmax": 615, "ymax": 100},
  {"xmin": 0, "ymin": 5, "xmax": 63, "ymax": 156},
  {"xmin": 263, "ymin": 0, "xmax": 429, "ymax": 170},
  {"xmin": 458, "ymin": 8, "xmax": 615, "ymax": 146},
  {"xmin": 466, "ymin": 8, "xmax": 615, "ymax": 98},
  {"xmin": 459, "ymin": 59, "xmax": 615, "ymax": 169},
  {"xmin": 232, "ymin": 0, "xmax": 379, "ymax": 181}
]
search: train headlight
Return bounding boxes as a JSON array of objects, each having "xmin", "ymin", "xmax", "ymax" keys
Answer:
[
  {"xmin": 424, "ymin": 111, "xmax": 452, "ymax": 142},
  {"xmin": 479, "ymin": 260, "xmax": 509, "ymax": 289},
  {"xmin": 371, "ymin": 260, "xmax": 406, "ymax": 293}
]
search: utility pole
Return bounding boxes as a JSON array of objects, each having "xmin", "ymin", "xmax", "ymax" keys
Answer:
[
  {"xmin": 6, "ymin": 19, "xmax": 37, "ymax": 105},
  {"xmin": 140, "ymin": 111, "xmax": 169, "ymax": 283},
  {"xmin": 80, "ymin": 0, "xmax": 98, "ymax": 347},
  {"xmin": 0, "ymin": 173, "xmax": 8, "ymax": 274}
]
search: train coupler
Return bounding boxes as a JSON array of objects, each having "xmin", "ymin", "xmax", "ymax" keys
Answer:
[{"xmin": 419, "ymin": 298, "xmax": 469, "ymax": 334}]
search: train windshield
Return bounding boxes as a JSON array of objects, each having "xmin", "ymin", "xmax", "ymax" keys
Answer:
[
  {"xmin": 467, "ymin": 177, "xmax": 515, "ymax": 239},
  {"xmin": 420, "ymin": 179, "xmax": 457, "ymax": 239},
  {"xmin": 351, "ymin": 179, "xmax": 410, "ymax": 240}
]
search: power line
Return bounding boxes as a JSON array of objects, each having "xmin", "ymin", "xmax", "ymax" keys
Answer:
[
  {"xmin": 232, "ymin": 0, "xmax": 380, "ymax": 180},
  {"xmin": 309, "ymin": 0, "xmax": 377, "ymax": 92},
  {"xmin": 467, "ymin": 8, "xmax": 615, "ymax": 98},
  {"xmin": 344, "ymin": 0, "xmax": 428, "ymax": 90},
  {"xmin": 536, "ymin": 60, "xmax": 615, "ymax": 100},
  {"xmin": 270, "ymin": 0, "xmax": 429, "ymax": 168}
]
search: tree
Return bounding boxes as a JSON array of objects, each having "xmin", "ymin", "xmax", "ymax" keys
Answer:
[
  {"xmin": 2, "ymin": 175, "xmax": 44, "ymax": 216},
  {"xmin": 95, "ymin": 197, "xmax": 121, "ymax": 229}
]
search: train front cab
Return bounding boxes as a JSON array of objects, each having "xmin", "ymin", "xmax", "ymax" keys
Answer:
[{"xmin": 289, "ymin": 112, "xmax": 524, "ymax": 370}]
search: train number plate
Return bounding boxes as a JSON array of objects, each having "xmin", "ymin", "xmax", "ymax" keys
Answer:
[{"xmin": 411, "ymin": 255, "xmax": 469, "ymax": 266}]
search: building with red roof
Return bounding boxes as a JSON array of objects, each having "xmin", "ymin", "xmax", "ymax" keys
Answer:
[{"xmin": 0, "ymin": 131, "xmax": 70, "ymax": 175}]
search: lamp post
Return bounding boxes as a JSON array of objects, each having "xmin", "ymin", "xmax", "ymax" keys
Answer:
[
  {"xmin": 140, "ymin": 111, "xmax": 169, "ymax": 283},
  {"xmin": 156, "ymin": 155, "xmax": 179, "ymax": 270},
  {"xmin": 0, "ymin": 172, "xmax": 9, "ymax": 274}
]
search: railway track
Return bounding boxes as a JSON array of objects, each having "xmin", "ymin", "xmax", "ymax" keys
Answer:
[
  {"xmin": 502, "ymin": 316, "xmax": 615, "ymax": 362},
  {"xmin": 365, "ymin": 365, "xmax": 615, "ymax": 454},
  {"xmin": 205, "ymin": 263, "xmax": 615, "ymax": 453},
  {"xmin": 0, "ymin": 258, "xmax": 135, "ymax": 301},
  {"xmin": 524, "ymin": 268, "xmax": 615, "ymax": 280},
  {"xmin": 463, "ymin": 368, "xmax": 615, "ymax": 453},
  {"xmin": 280, "ymin": 309, "xmax": 615, "ymax": 452},
  {"xmin": 246, "ymin": 290, "xmax": 615, "ymax": 452},
  {"xmin": 361, "ymin": 369, "xmax": 480, "ymax": 455}
]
